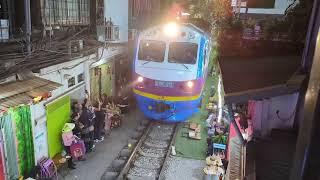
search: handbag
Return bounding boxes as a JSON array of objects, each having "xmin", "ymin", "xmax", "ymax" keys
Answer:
[
  {"xmin": 82, "ymin": 125, "xmax": 94, "ymax": 134},
  {"xmin": 70, "ymin": 140, "xmax": 86, "ymax": 159},
  {"xmin": 89, "ymin": 125, "xmax": 94, "ymax": 132}
]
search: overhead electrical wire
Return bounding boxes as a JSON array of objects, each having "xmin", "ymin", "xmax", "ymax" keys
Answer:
[{"xmin": 0, "ymin": 27, "xmax": 104, "ymax": 78}]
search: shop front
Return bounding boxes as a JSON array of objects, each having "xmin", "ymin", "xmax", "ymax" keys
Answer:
[
  {"xmin": 0, "ymin": 76, "xmax": 61, "ymax": 179},
  {"xmin": 90, "ymin": 61, "xmax": 115, "ymax": 99},
  {"xmin": 45, "ymin": 96, "xmax": 71, "ymax": 158}
]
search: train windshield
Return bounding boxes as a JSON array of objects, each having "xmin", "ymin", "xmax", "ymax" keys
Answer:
[
  {"xmin": 138, "ymin": 40, "xmax": 166, "ymax": 62},
  {"xmin": 168, "ymin": 42, "xmax": 198, "ymax": 64}
]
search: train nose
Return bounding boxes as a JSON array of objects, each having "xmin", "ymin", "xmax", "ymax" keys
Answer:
[{"xmin": 155, "ymin": 102, "xmax": 171, "ymax": 113}]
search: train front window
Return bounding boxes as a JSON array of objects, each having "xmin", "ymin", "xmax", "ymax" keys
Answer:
[
  {"xmin": 168, "ymin": 42, "xmax": 198, "ymax": 64},
  {"xmin": 138, "ymin": 40, "xmax": 166, "ymax": 62}
]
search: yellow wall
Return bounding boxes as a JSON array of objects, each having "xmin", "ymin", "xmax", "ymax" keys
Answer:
[{"xmin": 90, "ymin": 61, "xmax": 114, "ymax": 101}]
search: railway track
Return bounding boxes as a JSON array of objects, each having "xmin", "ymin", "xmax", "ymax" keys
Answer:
[{"xmin": 101, "ymin": 121, "xmax": 177, "ymax": 180}]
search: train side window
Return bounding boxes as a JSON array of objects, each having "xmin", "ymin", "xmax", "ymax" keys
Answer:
[
  {"xmin": 204, "ymin": 43, "xmax": 209, "ymax": 65},
  {"xmin": 204, "ymin": 49, "xmax": 207, "ymax": 65}
]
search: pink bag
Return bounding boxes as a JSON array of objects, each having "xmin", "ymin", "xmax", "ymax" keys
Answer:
[
  {"xmin": 38, "ymin": 157, "xmax": 57, "ymax": 179},
  {"xmin": 70, "ymin": 139, "xmax": 86, "ymax": 159}
]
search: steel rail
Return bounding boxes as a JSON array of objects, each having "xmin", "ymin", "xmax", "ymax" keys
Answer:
[
  {"xmin": 158, "ymin": 123, "xmax": 179, "ymax": 180},
  {"xmin": 117, "ymin": 122, "xmax": 154, "ymax": 180}
]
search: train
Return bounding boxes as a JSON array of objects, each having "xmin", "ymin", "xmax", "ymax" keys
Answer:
[{"xmin": 133, "ymin": 22, "xmax": 212, "ymax": 122}]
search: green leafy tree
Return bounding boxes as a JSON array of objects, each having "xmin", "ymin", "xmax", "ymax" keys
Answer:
[
  {"xmin": 164, "ymin": 0, "xmax": 233, "ymax": 34},
  {"xmin": 285, "ymin": 0, "xmax": 314, "ymax": 42}
]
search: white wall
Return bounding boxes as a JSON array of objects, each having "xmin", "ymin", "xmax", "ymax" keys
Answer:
[
  {"xmin": 104, "ymin": 0, "xmax": 128, "ymax": 42},
  {"xmin": 30, "ymin": 102, "xmax": 49, "ymax": 163},
  {"xmin": 30, "ymin": 55, "xmax": 95, "ymax": 162},
  {"xmin": 240, "ymin": 0, "xmax": 292, "ymax": 15},
  {"xmin": 91, "ymin": 46, "xmax": 127, "ymax": 68},
  {"xmin": 38, "ymin": 55, "xmax": 95, "ymax": 100},
  {"xmin": 252, "ymin": 93, "xmax": 299, "ymax": 137}
]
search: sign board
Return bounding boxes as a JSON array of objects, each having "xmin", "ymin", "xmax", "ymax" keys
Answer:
[{"xmin": 213, "ymin": 143, "xmax": 226, "ymax": 150}]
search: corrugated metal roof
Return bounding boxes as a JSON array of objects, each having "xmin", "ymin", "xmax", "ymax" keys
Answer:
[
  {"xmin": 0, "ymin": 76, "xmax": 61, "ymax": 110},
  {"xmin": 220, "ymin": 56, "xmax": 301, "ymax": 94}
]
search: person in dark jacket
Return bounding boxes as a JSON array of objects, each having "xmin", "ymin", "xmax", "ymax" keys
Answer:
[
  {"xmin": 94, "ymin": 98, "xmax": 104, "ymax": 142},
  {"xmin": 71, "ymin": 112, "xmax": 83, "ymax": 137},
  {"xmin": 80, "ymin": 99, "xmax": 95, "ymax": 152}
]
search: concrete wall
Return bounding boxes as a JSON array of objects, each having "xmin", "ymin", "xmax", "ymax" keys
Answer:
[
  {"xmin": 30, "ymin": 102, "xmax": 48, "ymax": 163},
  {"xmin": 240, "ymin": 0, "xmax": 292, "ymax": 15},
  {"xmin": 38, "ymin": 56, "xmax": 90, "ymax": 99},
  {"xmin": 104, "ymin": 0, "xmax": 128, "ymax": 42},
  {"xmin": 252, "ymin": 93, "xmax": 299, "ymax": 137}
]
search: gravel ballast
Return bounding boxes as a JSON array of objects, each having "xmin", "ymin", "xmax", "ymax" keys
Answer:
[{"xmin": 159, "ymin": 156, "xmax": 206, "ymax": 180}]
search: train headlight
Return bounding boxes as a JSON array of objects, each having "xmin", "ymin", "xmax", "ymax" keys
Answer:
[
  {"xmin": 137, "ymin": 76, "xmax": 144, "ymax": 83},
  {"xmin": 187, "ymin": 81, "xmax": 194, "ymax": 88},
  {"xmin": 163, "ymin": 22, "xmax": 178, "ymax": 37}
]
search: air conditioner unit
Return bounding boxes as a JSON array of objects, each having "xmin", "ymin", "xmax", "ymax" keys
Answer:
[
  {"xmin": 128, "ymin": 29, "xmax": 137, "ymax": 41},
  {"xmin": 68, "ymin": 40, "xmax": 84, "ymax": 58},
  {"xmin": 105, "ymin": 25, "xmax": 120, "ymax": 41}
]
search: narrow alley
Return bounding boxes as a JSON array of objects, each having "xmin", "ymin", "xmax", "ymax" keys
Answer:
[{"xmin": 0, "ymin": 0, "xmax": 318, "ymax": 180}]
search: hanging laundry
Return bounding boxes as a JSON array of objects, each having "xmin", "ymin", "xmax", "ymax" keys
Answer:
[
  {"xmin": 0, "ymin": 113, "xmax": 19, "ymax": 180},
  {"xmin": 11, "ymin": 106, "xmax": 35, "ymax": 178}
]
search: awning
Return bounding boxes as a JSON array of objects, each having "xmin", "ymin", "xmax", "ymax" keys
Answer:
[{"xmin": 0, "ymin": 76, "xmax": 61, "ymax": 111}]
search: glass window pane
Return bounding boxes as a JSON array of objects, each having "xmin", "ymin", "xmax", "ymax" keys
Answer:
[
  {"xmin": 168, "ymin": 42, "xmax": 198, "ymax": 64},
  {"xmin": 138, "ymin": 40, "xmax": 166, "ymax": 62}
]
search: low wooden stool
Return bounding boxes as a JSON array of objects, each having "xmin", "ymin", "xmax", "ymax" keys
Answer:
[{"xmin": 52, "ymin": 154, "xmax": 66, "ymax": 170}]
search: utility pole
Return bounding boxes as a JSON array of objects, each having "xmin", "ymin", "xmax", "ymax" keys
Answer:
[{"xmin": 24, "ymin": 0, "xmax": 31, "ymax": 55}]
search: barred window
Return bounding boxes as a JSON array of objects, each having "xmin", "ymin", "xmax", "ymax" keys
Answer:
[
  {"xmin": 42, "ymin": 0, "xmax": 90, "ymax": 26},
  {"xmin": 77, "ymin": 73, "xmax": 84, "ymax": 83},
  {"xmin": 68, "ymin": 77, "xmax": 75, "ymax": 88}
]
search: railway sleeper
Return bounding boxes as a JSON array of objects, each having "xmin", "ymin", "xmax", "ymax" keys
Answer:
[
  {"xmin": 150, "ymin": 126, "xmax": 174, "ymax": 132},
  {"xmin": 131, "ymin": 131, "xmax": 143, "ymax": 139},
  {"xmin": 143, "ymin": 139, "xmax": 170, "ymax": 149},
  {"xmin": 133, "ymin": 156, "xmax": 164, "ymax": 169},
  {"xmin": 126, "ymin": 174, "xmax": 157, "ymax": 180},
  {"xmin": 101, "ymin": 171, "xmax": 119, "ymax": 180},
  {"xmin": 151, "ymin": 124, "xmax": 175, "ymax": 131},
  {"xmin": 111, "ymin": 159, "xmax": 126, "ymax": 171},
  {"xmin": 147, "ymin": 132, "xmax": 172, "ymax": 141},
  {"xmin": 140, "ymin": 119, "xmax": 150, "ymax": 126},
  {"xmin": 128, "ymin": 166, "xmax": 159, "ymax": 180},
  {"xmin": 138, "ymin": 148, "xmax": 167, "ymax": 158},
  {"xmin": 120, "ymin": 148, "xmax": 132, "ymax": 157},
  {"xmin": 135, "ymin": 125, "xmax": 146, "ymax": 132},
  {"xmin": 127, "ymin": 139, "xmax": 138, "ymax": 146}
]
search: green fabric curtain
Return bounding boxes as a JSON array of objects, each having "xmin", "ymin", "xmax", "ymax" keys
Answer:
[
  {"xmin": 46, "ymin": 96, "xmax": 71, "ymax": 158},
  {"xmin": 10, "ymin": 106, "xmax": 35, "ymax": 178},
  {"xmin": 0, "ymin": 114, "xmax": 19, "ymax": 180}
]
